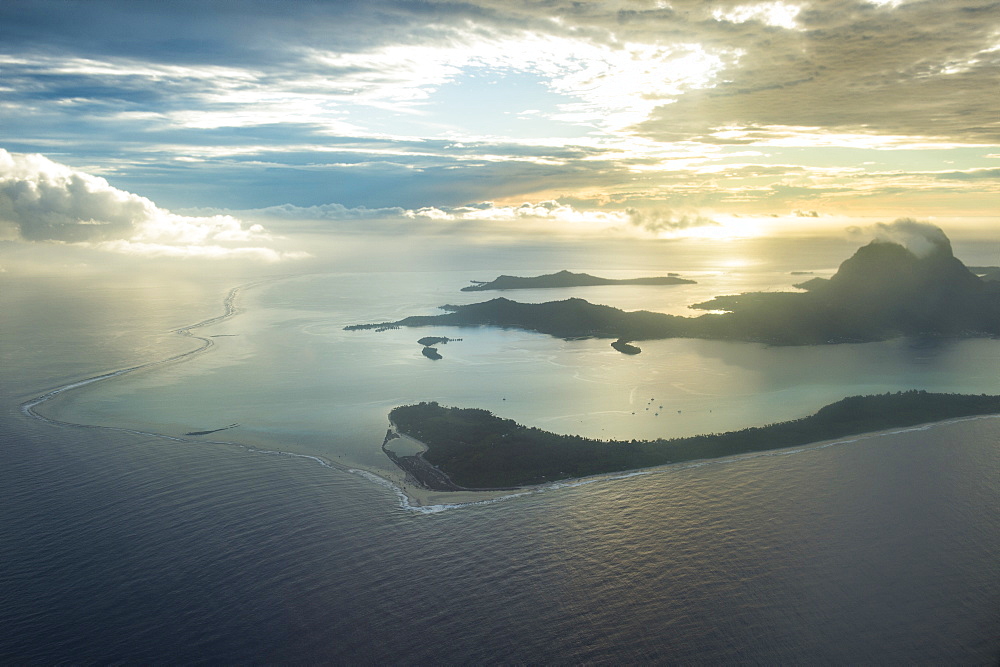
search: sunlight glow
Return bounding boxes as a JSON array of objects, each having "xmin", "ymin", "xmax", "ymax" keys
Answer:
[
  {"xmin": 712, "ymin": 2, "xmax": 803, "ymax": 29},
  {"xmin": 310, "ymin": 34, "xmax": 740, "ymax": 133},
  {"xmin": 680, "ymin": 219, "xmax": 765, "ymax": 241}
]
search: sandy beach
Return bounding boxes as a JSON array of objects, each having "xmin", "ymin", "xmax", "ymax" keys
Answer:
[{"xmin": 371, "ymin": 411, "xmax": 1000, "ymax": 511}]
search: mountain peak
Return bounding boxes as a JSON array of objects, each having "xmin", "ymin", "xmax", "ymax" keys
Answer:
[
  {"xmin": 831, "ymin": 237, "xmax": 977, "ymax": 292},
  {"xmin": 819, "ymin": 234, "xmax": 985, "ymax": 337}
]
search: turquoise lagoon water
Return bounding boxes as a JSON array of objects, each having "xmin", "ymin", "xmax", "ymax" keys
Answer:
[{"xmin": 41, "ymin": 239, "xmax": 1000, "ymax": 476}]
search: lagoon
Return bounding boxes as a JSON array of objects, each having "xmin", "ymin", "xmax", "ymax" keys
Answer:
[
  {"xmin": 4, "ymin": 234, "xmax": 1000, "ymax": 663},
  {"xmin": 41, "ymin": 246, "xmax": 1000, "ymax": 497}
]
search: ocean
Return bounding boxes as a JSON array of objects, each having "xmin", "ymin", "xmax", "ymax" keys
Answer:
[{"xmin": 2, "ymin": 235, "xmax": 998, "ymax": 663}]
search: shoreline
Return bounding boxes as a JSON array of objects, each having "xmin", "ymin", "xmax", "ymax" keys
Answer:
[
  {"xmin": 19, "ymin": 363, "xmax": 1000, "ymax": 511},
  {"xmin": 381, "ymin": 412, "xmax": 1000, "ymax": 508},
  {"xmin": 20, "ymin": 279, "xmax": 266, "ymax": 425},
  {"xmin": 18, "ymin": 274, "xmax": 1000, "ymax": 513},
  {"xmin": 398, "ymin": 414, "xmax": 1000, "ymax": 508},
  {"xmin": 382, "ymin": 422, "xmax": 524, "ymax": 493},
  {"xmin": 387, "ymin": 393, "xmax": 1000, "ymax": 490},
  {"xmin": 12, "ymin": 275, "xmax": 521, "ymax": 511}
]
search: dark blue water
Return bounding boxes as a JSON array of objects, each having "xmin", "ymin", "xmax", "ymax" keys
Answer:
[
  {"xmin": 4, "ymin": 407, "xmax": 999, "ymax": 664},
  {"xmin": 3, "ymin": 273, "xmax": 999, "ymax": 664}
]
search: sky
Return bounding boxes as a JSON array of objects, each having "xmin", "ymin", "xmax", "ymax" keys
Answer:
[{"xmin": 1, "ymin": 0, "xmax": 998, "ymax": 263}]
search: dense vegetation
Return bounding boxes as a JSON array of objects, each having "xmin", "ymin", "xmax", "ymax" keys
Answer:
[
  {"xmin": 611, "ymin": 339, "xmax": 642, "ymax": 354},
  {"xmin": 389, "ymin": 392, "xmax": 1000, "ymax": 489},
  {"xmin": 462, "ymin": 269, "xmax": 695, "ymax": 291},
  {"xmin": 417, "ymin": 336, "xmax": 459, "ymax": 346},
  {"xmin": 349, "ymin": 240, "xmax": 1000, "ymax": 345}
]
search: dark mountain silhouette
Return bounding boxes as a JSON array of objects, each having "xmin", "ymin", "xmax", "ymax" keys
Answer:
[
  {"xmin": 461, "ymin": 269, "xmax": 695, "ymax": 291},
  {"xmin": 695, "ymin": 238, "xmax": 999, "ymax": 342},
  {"xmin": 348, "ymin": 235, "xmax": 1000, "ymax": 345}
]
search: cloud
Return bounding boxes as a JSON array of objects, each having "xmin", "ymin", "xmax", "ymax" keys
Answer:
[
  {"xmin": 712, "ymin": 2, "xmax": 803, "ymax": 30},
  {"xmin": 6, "ymin": 2, "xmax": 997, "ymax": 149},
  {"xmin": 248, "ymin": 199, "xmax": 634, "ymax": 232},
  {"xmin": 2, "ymin": 1, "xmax": 997, "ymax": 221},
  {"xmin": 0, "ymin": 152, "xmax": 149, "ymax": 243},
  {"xmin": 635, "ymin": 0, "xmax": 1000, "ymax": 145},
  {"xmin": 209, "ymin": 198, "xmax": 729, "ymax": 239},
  {"xmin": 0, "ymin": 150, "xmax": 302, "ymax": 260},
  {"xmin": 399, "ymin": 200, "xmax": 734, "ymax": 238},
  {"xmin": 935, "ymin": 168, "xmax": 1000, "ymax": 181},
  {"xmin": 184, "ymin": 202, "xmax": 409, "ymax": 223},
  {"xmin": 0, "ymin": 27, "xmax": 740, "ymax": 141},
  {"xmin": 847, "ymin": 218, "xmax": 953, "ymax": 258},
  {"xmin": 626, "ymin": 208, "xmax": 721, "ymax": 233},
  {"xmin": 408, "ymin": 200, "xmax": 624, "ymax": 223}
]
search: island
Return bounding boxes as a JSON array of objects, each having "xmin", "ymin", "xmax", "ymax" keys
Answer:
[
  {"xmin": 417, "ymin": 336, "xmax": 461, "ymax": 346},
  {"xmin": 347, "ymin": 233, "xmax": 1000, "ymax": 345},
  {"xmin": 461, "ymin": 269, "xmax": 695, "ymax": 291},
  {"xmin": 417, "ymin": 336, "xmax": 461, "ymax": 360},
  {"xmin": 611, "ymin": 339, "xmax": 642, "ymax": 355},
  {"xmin": 387, "ymin": 392, "xmax": 1000, "ymax": 489}
]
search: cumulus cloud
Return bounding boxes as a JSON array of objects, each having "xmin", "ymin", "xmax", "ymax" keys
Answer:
[
  {"xmin": 0, "ymin": 150, "xmax": 302, "ymax": 261},
  {"xmin": 847, "ymin": 218, "xmax": 953, "ymax": 258},
  {"xmin": 0, "ymin": 151, "xmax": 151, "ymax": 243}
]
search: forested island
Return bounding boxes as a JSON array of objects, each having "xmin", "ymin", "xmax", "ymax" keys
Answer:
[
  {"xmin": 417, "ymin": 336, "xmax": 460, "ymax": 346},
  {"xmin": 388, "ymin": 392, "xmax": 1000, "ymax": 489},
  {"xmin": 348, "ymin": 236, "xmax": 1000, "ymax": 345},
  {"xmin": 462, "ymin": 269, "xmax": 695, "ymax": 291},
  {"xmin": 611, "ymin": 339, "xmax": 642, "ymax": 354}
]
